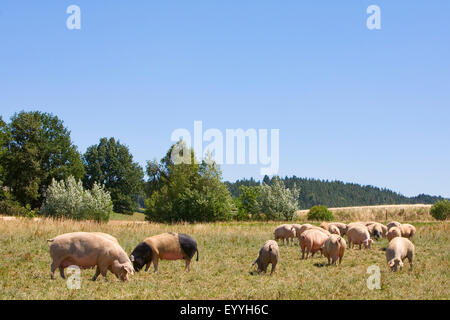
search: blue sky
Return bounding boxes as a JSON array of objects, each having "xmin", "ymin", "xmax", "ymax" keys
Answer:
[{"xmin": 0, "ymin": 1, "xmax": 449, "ymax": 197}]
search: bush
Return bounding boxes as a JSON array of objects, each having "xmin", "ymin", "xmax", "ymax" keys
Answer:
[
  {"xmin": 259, "ymin": 177, "xmax": 300, "ymax": 221},
  {"xmin": 430, "ymin": 200, "xmax": 450, "ymax": 221},
  {"xmin": 0, "ymin": 191, "xmax": 37, "ymax": 218},
  {"xmin": 307, "ymin": 205, "xmax": 334, "ymax": 221},
  {"xmin": 40, "ymin": 176, "xmax": 113, "ymax": 222}
]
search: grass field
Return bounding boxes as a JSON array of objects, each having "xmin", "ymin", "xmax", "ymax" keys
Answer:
[{"xmin": 0, "ymin": 214, "xmax": 449, "ymax": 300}]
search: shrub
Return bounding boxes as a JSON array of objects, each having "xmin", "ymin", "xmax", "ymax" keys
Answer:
[
  {"xmin": 40, "ymin": 176, "xmax": 113, "ymax": 222},
  {"xmin": 307, "ymin": 205, "xmax": 334, "ymax": 221},
  {"xmin": 259, "ymin": 177, "xmax": 300, "ymax": 221},
  {"xmin": 0, "ymin": 191, "xmax": 37, "ymax": 217},
  {"xmin": 430, "ymin": 200, "xmax": 450, "ymax": 221}
]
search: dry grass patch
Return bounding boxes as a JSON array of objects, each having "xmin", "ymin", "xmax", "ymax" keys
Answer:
[
  {"xmin": 296, "ymin": 204, "xmax": 432, "ymax": 222},
  {"xmin": 0, "ymin": 218, "xmax": 448, "ymax": 299}
]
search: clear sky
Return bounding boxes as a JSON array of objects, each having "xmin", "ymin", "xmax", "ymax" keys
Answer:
[{"xmin": 0, "ymin": 1, "xmax": 449, "ymax": 197}]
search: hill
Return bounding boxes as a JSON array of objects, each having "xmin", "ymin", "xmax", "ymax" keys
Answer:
[{"xmin": 225, "ymin": 176, "xmax": 446, "ymax": 210}]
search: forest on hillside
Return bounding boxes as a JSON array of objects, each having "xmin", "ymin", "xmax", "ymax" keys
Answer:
[{"xmin": 225, "ymin": 176, "xmax": 446, "ymax": 210}]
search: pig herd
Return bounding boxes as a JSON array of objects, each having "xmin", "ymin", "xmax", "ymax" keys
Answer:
[
  {"xmin": 253, "ymin": 221, "xmax": 417, "ymax": 275},
  {"xmin": 47, "ymin": 220, "xmax": 416, "ymax": 282}
]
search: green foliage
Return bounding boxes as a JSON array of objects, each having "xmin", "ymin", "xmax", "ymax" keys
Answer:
[
  {"xmin": 258, "ymin": 177, "xmax": 300, "ymax": 221},
  {"xmin": 40, "ymin": 176, "xmax": 113, "ymax": 222},
  {"xmin": 430, "ymin": 200, "xmax": 450, "ymax": 221},
  {"xmin": 307, "ymin": 205, "xmax": 334, "ymax": 221},
  {"xmin": 235, "ymin": 185, "xmax": 261, "ymax": 220},
  {"xmin": 83, "ymin": 137, "xmax": 144, "ymax": 214},
  {"xmin": 1, "ymin": 111, "xmax": 84, "ymax": 208},
  {"xmin": 0, "ymin": 190, "xmax": 37, "ymax": 217},
  {"xmin": 145, "ymin": 141, "xmax": 235, "ymax": 222},
  {"xmin": 0, "ymin": 116, "xmax": 8, "ymax": 186}
]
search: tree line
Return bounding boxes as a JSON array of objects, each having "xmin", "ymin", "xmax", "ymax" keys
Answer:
[
  {"xmin": 0, "ymin": 111, "xmax": 301, "ymax": 222},
  {"xmin": 225, "ymin": 176, "xmax": 446, "ymax": 210},
  {"xmin": 0, "ymin": 110, "xmax": 445, "ymax": 222}
]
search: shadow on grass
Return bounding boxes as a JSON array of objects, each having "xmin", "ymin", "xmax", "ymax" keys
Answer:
[{"xmin": 313, "ymin": 262, "xmax": 327, "ymax": 268}]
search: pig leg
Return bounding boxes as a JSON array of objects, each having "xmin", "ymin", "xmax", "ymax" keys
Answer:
[
  {"xmin": 184, "ymin": 259, "xmax": 191, "ymax": 272},
  {"xmin": 152, "ymin": 257, "xmax": 159, "ymax": 273},
  {"xmin": 59, "ymin": 267, "xmax": 66, "ymax": 279},
  {"xmin": 301, "ymin": 248, "xmax": 305, "ymax": 259},
  {"xmin": 92, "ymin": 267, "xmax": 101, "ymax": 281},
  {"xmin": 306, "ymin": 247, "xmax": 310, "ymax": 259},
  {"xmin": 145, "ymin": 261, "xmax": 152, "ymax": 272},
  {"xmin": 50, "ymin": 261, "xmax": 58, "ymax": 280},
  {"xmin": 407, "ymin": 254, "xmax": 413, "ymax": 270},
  {"xmin": 359, "ymin": 244, "xmax": 362, "ymax": 250},
  {"xmin": 270, "ymin": 262, "xmax": 277, "ymax": 275}
]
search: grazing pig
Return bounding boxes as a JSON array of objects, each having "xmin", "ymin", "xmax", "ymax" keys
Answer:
[
  {"xmin": 365, "ymin": 222, "xmax": 388, "ymax": 238},
  {"xmin": 387, "ymin": 226, "xmax": 402, "ymax": 242},
  {"xmin": 347, "ymin": 222, "xmax": 368, "ymax": 231},
  {"xmin": 299, "ymin": 229, "xmax": 329, "ymax": 259},
  {"xmin": 252, "ymin": 240, "xmax": 279, "ymax": 275},
  {"xmin": 293, "ymin": 224, "xmax": 314, "ymax": 245},
  {"xmin": 130, "ymin": 233, "xmax": 199, "ymax": 273},
  {"xmin": 328, "ymin": 222, "xmax": 348, "ymax": 236},
  {"xmin": 274, "ymin": 224, "xmax": 296, "ymax": 245},
  {"xmin": 291, "ymin": 224, "xmax": 303, "ymax": 239},
  {"xmin": 387, "ymin": 221, "xmax": 401, "ymax": 230},
  {"xmin": 328, "ymin": 224, "xmax": 341, "ymax": 236},
  {"xmin": 399, "ymin": 224, "xmax": 416, "ymax": 238},
  {"xmin": 47, "ymin": 232, "xmax": 134, "ymax": 281},
  {"xmin": 386, "ymin": 237, "xmax": 415, "ymax": 272},
  {"xmin": 322, "ymin": 234, "xmax": 346, "ymax": 265},
  {"xmin": 367, "ymin": 223, "xmax": 383, "ymax": 240},
  {"xmin": 319, "ymin": 221, "xmax": 329, "ymax": 230},
  {"xmin": 91, "ymin": 232, "xmax": 119, "ymax": 244},
  {"xmin": 347, "ymin": 226, "xmax": 373, "ymax": 249}
]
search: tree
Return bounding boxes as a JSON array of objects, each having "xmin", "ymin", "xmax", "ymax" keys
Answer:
[
  {"xmin": 0, "ymin": 116, "xmax": 7, "ymax": 186},
  {"xmin": 2, "ymin": 111, "xmax": 84, "ymax": 208},
  {"xmin": 145, "ymin": 141, "xmax": 235, "ymax": 222},
  {"xmin": 144, "ymin": 158, "xmax": 165, "ymax": 198},
  {"xmin": 430, "ymin": 200, "xmax": 450, "ymax": 221},
  {"xmin": 41, "ymin": 176, "xmax": 113, "ymax": 222},
  {"xmin": 83, "ymin": 137, "xmax": 144, "ymax": 214},
  {"xmin": 259, "ymin": 176, "xmax": 300, "ymax": 220},
  {"xmin": 235, "ymin": 185, "xmax": 261, "ymax": 220}
]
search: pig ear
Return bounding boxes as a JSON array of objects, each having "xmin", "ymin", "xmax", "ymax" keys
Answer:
[{"xmin": 122, "ymin": 265, "xmax": 134, "ymax": 275}]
